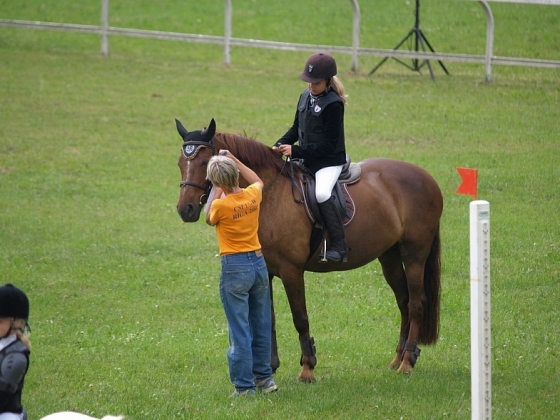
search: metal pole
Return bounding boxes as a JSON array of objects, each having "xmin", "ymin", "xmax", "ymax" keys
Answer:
[{"xmin": 101, "ymin": 0, "xmax": 109, "ymax": 56}]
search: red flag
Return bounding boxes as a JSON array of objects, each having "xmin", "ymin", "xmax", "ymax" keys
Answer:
[{"xmin": 456, "ymin": 167, "xmax": 478, "ymax": 200}]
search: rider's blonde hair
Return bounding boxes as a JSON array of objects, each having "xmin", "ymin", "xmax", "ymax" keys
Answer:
[
  {"xmin": 12, "ymin": 318, "xmax": 31, "ymax": 349},
  {"xmin": 330, "ymin": 75, "xmax": 348, "ymax": 105}
]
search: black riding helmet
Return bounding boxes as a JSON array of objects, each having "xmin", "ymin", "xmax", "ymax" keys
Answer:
[
  {"xmin": 0, "ymin": 283, "xmax": 29, "ymax": 320},
  {"xmin": 300, "ymin": 52, "xmax": 338, "ymax": 83}
]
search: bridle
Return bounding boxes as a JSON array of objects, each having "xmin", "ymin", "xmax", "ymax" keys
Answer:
[
  {"xmin": 179, "ymin": 140, "xmax": 216, "ymax": 206},
  {"xmin": 179, "ymin": 139, "xmax": 299, "ymax": 207}
]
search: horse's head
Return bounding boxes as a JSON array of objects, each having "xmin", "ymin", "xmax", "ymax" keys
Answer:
[{"xmin": 176, "ymin": 118, "xmax": 216, "ymax": 222}]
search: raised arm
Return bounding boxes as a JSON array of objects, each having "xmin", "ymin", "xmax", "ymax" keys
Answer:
[{"xmin": 219, "ymin": 150, "xmax": 264, "ymax": 189}]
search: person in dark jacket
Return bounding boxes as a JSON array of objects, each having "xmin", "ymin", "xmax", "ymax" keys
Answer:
[
  {"xmin": 273, "ymin": 52, "xmax": 349, "ymax": 262},
  {"xmin": 0, "ymin": 284, "xmax": 31, "ymax": 420}
]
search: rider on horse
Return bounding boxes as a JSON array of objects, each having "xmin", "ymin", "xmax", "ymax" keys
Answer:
[{"xmin": 273, "ymin": 52, "xmax": 349, "ymax": 262}]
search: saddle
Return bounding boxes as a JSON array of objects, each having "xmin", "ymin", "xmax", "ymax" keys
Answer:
[
  {"xmin": 291, "ymin": 157, "xmax": 361, "ymax": 260},
  {"xmin": 295, "ymin": 156, "xmax": 361, "ymax": 226}
]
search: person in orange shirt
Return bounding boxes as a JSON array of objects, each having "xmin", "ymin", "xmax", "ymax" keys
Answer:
[{"xmin": 205, "ymin": 151, "xmax": 277, "ymax": 397}]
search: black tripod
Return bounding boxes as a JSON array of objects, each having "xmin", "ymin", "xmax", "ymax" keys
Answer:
[{"xmin": 369, "ymin": 0, "xmax": 449, "ymax": 80}]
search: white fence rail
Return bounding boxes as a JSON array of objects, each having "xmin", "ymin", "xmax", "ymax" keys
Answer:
[{"xmin": 1, "ymin": 0, "xmax": 559, "ymax": 82}]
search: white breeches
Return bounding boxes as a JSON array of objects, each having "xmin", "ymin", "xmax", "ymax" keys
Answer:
[{"xmin": 315, "ymin": 165, "xmax": 343, "ymax": 203}]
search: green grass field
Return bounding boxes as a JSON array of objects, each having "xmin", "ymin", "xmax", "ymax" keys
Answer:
[{"xmin": 1, "ymin": 1, "xmax": 559, "ymax": 419}]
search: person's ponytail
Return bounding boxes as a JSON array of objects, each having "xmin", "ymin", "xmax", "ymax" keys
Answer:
[{"xmin": 330, "ymin": 76, "xmax": 348, "ymax": 105}]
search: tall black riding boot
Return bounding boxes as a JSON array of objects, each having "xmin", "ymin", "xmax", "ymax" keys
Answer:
[{"xmin": 318, "ymin": 197, "xmax": 349, "ymax": 262}]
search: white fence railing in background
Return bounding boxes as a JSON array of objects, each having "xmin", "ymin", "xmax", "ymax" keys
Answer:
[
  {"xmin": 1, "ymin": 0, "xmax": 559, "ymax": 82},
  {"xmin": 481, "ymin": 0, "xmax": 559, "ymax": 3},
  {"xmin": 471, "ymin": 0, "xmax": 560, "ymax": 80}
]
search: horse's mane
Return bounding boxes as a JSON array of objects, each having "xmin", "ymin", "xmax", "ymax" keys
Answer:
[{"xmin": 213, "ymin": 132, "xmax": 287, "ymax": 175}]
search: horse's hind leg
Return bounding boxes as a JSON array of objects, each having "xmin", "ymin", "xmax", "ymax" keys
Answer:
[
  {"xmin": 378, "ymin": 245, "xmax": 410, "ymax": 371},
  {"xmin": 398, "ymin": 240, "xmax": 433, "ymax": 373},
  {"xmin": 398, "ymin": 257, "xmax": 427, "ymax": 373}
]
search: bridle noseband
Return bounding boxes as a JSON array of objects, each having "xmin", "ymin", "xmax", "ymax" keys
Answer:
[{"xmin": 179, "ymin": 140, "xmax": 216, "ymax": 206}]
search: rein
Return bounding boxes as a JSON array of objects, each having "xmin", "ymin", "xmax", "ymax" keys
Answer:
[
  {"xmin": 286, "ymin": 158, "xmax": 305, "ymax": 204},
  {"xmin": 262, "ymin": 158, "xmax": 304, "ymax": 205},
  {"xmin": 262, "ymin": 158, "xmax": 288, "ymax": 194}
]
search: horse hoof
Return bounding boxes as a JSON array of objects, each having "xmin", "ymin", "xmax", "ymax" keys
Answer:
[
  {"xmin": 388, "ymin": 361, "xmax": 400, "ymax": 370},
  {"xmin": 388, "ymin": 355, "xmax": 401, "ymax": 370},
  {"xmin": 298, "ymin": 374, "xmax": 316, "ymax": 383},
  {"xmin": 298, "ymin": 368, "xmax": 316, "ymax": 383},
  {"xmin": 396, "ymin": 363, "xmax": 413, "ymax": 374}
]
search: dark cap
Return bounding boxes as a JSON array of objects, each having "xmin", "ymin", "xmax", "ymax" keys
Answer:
[
  {"xmin": 0, "ymin": 284, "xmax": 29, "ymax": 320},
  {"xmin": 300, "ymin": 53, "xmax": 337, "ymax": 83}
]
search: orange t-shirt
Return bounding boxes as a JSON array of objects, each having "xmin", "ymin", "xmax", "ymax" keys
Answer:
[{"xmin": 208, "ymin": 184, "xmax": 262, "ymax": 255}]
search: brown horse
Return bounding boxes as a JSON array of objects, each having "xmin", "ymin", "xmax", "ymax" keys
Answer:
[{"xmin": 175, "ymin": 118, "xmax": 443, "ymax": 382}]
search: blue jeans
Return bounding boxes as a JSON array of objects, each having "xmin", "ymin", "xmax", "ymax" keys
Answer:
[{"xmin": 219, "ymin": 251, "xmax": 272, "ymax": 390}]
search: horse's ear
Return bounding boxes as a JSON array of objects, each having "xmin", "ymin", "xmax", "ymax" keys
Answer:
[
  {"xmin": 175, "ymin": 119, "xmax": 189, "ymax": 140},
  {"xmin": 202, "ymin": 118, "xmax": 216, "ymax": 141}
]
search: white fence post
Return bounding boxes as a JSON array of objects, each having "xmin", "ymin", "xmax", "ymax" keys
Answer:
[
  {"xmin": 478, "ymin": 1, "xmax": 494, "ymax": 82},
  {"xmin": 470, "ymin": 200, "xmax": 492, "ymax": 420},
  {"xmin": 101, "ymin": 0, "xmax": 109, "ymax": 56},
  {"xmin": 224, "ymin": 0, "xmax": 232, "ymax": 65},
  {"xmin": 349, "ymin": 0, "xmax": 361, "ymax": 72}
]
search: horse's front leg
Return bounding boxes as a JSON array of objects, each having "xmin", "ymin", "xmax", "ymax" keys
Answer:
[
  {"xmin": 281, "ymin": 269, "xmax": 316, "ymax": 383},
  {"xmin": 269, "ymin": 274, "xmax": 280, "ymax": 372},
  {"xmin": 298, "ymin": 335, "xmax": 317, "ymax": 383}
]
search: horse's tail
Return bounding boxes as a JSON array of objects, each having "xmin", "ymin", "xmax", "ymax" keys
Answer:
[{"xmin": 419, "ymin": 224, "xmax": 441, "ymax": 345}]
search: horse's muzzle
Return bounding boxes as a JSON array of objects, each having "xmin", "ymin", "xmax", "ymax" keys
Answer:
[{"xmin": 176, "ymin": 203, "xmax": 201, "ymax": 223}]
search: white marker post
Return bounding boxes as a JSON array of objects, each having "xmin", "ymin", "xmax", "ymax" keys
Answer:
[{"xmin": 470, "ymin": 200, "xmax": 491, "ymax": 419}]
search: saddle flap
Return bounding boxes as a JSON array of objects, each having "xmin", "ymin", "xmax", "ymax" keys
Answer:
[{"xmin": 302, "ymin": 175, "xmax": 355, "ymax": 227}]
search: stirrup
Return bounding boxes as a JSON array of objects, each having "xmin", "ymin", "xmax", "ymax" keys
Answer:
[{"xmin": 319, "ymin": 238, "xmax": 328, "ymax": 262}]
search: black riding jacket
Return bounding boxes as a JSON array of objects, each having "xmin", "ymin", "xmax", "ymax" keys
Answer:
[
  {"xmin": 0, "ymin": 338, "xmax": 29, "ymax": 416},
  {"xmin": 275, "ymin": 88, "xmax": 346, "ymax": 174}
]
